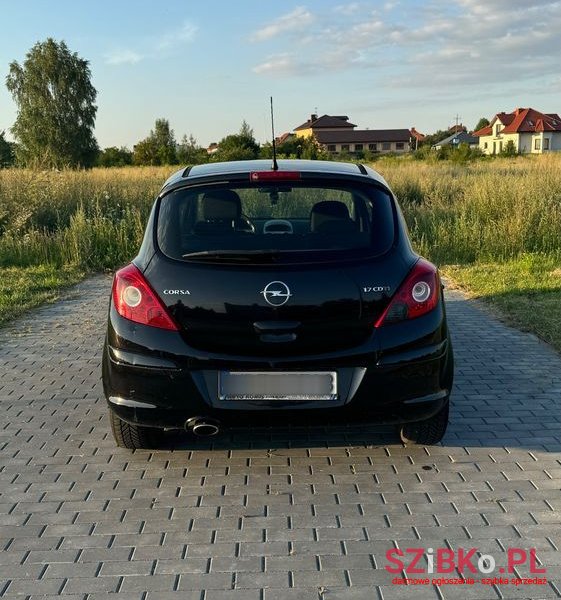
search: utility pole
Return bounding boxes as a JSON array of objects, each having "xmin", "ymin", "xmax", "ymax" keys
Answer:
[{"xmin": 454, "ymin": 114, "xmax": 462, "ymax": 131}]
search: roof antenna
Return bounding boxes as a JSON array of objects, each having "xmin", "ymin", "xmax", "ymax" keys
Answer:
[{"xmin": 270, "ymin": 96, "xmax": 279, "ymax": 171}]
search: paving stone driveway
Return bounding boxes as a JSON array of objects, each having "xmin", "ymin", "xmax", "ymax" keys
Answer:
[{"xmin": 0, "ymin": 275, "xmax": 560, "ymax": 600}]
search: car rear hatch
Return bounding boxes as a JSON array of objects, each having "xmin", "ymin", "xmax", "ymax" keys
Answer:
[{"xmin": 147, "ymin": 173, "xmax": 405, "ymax": 357}]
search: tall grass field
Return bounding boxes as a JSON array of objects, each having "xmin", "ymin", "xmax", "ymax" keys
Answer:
[{"xmin": 1, "ymin": 155, "xmax": 560, "ymax": 348}]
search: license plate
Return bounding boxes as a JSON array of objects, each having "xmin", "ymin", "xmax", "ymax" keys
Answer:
[{"xmin": 219, "ymin": 371, "xmax": 337, "ymax": 401}]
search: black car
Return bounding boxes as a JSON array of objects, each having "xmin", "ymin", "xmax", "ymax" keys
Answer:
[{"xmin": 102, "ymin": 159, "xmax": 453, "ymax": 448}]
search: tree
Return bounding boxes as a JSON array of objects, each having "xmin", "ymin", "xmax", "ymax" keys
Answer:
[
  {"xmin": 474, "ymin": 117, "xmax": 490, "ymax": 132},
  {"xmin": 261, "ymin": 135, "xmax": 328, "ymax": 161},
  {"xmin": 419, "ymin": 129, "xmax": 450, "ymax": 147},
  {"xmin": 97, "ymin": 146, "xmax": 133, "ymax": 167},
  {"xmin": 277, "ymin": 137, "xmax": 302, "ymax": 157},
  {"xmin": 260, "ymin": 137, "xmax": 301, "ymax": 159},
  {"xmin": 133, "ymin": 118, "xmax": 177, "ymax": 165},
  {"xmin": 299, "ymin": 136, "xmax": 328, "ymax": 160},
  {"xmin": 133, "ymin": 137, "xmax": 159, "ymax": 166},
  {"xmin": 152, "ymin": 118, "xmax": 177, "ymax": 164},
  {"xmin": 176, "ymin": 134, "xmax": 208, "ymax": 165},
  {"xmin": 501, "ymin": 140, "xmax": 517, "ymax": 156},
  {"xmin": 6, "ymin": 38, "xmax": 98, "ymax": 168},
  {"xmin": 0, "ymin": 131, "xmax": 16, "ymax": 167},
  {"xmin": 239, "ymin": 120, "xmax": 254, "ymax": 141},
  {"xmin": 212, "ymin": 120, "xmax": 260, "ymax": 162}
]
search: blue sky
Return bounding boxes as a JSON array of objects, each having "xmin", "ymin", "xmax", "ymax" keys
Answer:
[{"xmin": 1, "ymin": 0, "xmax": 560, "ymax": 148}]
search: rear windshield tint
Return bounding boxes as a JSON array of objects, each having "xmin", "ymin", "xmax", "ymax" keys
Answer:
[{"xmin": 157, "ymin": 182, "xmax": 395, "ymax": 263}]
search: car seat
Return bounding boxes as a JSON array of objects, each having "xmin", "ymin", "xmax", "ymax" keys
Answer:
[
  {"xmin": 310, "ymin": 200, "xmax": 357, "ymax": 234},
  {"xmin": 194, "ymin": 190, "xmax": 253, "ymax": 234}
]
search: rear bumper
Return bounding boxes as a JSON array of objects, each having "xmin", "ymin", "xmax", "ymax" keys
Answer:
[
  {"xmin": 106, "ymin": 387, "xmax": 450, "ymax": 429},
  {"xmin": 102, "ymin": 303, "xmax": 454, "ymax": 429}
]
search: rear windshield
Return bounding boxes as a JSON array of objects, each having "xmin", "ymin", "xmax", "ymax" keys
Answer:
[{"xmin": 157, "ymin": 182, "xmax": 395, "ymax": 264}]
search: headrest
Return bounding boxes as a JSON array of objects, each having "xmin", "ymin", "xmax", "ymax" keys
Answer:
[
  {"xmin": 201, "ymin": 190, "xmax": 241, "ymax": 221},
  {"xmin": 310, "ymin": 200, "xmax": 351, "ymax": 232}
]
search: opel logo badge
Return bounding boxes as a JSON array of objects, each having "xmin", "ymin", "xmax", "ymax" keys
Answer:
[{"xmin": 261, "ymin": 281, "xmax": 292, "ymax": 307}]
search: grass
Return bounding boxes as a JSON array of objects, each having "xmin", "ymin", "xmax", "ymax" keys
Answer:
[
  {"xmin": 0, "ymin": 166, "xmax": 162, "ymax": 269},
  {"xmin": 0, "ymin": 264, "xmax": 84, "ymax": 327},
  {"xmin": 444, "ymin": 255, "xmax": 561, "ymax": 353},
  {"xmin": 0, "ymin": 155, "xmax": 560, "ymax": 351},
  {"xmin": 375, "ymin": 154, "xmax": 561, "ymax": 263}
]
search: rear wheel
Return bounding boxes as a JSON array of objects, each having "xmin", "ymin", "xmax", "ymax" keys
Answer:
[
  {"xmin": 399, "ymin": 401, "xmax": 449, "ymax": 445},
  {"xmin": 109, "ymin": 409, "xmax": 163, "ymax": 449}
]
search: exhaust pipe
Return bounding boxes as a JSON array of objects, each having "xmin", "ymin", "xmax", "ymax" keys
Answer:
[{"xmin": 185, "ymin": 417, "xmax": 220, "ymax": 437}]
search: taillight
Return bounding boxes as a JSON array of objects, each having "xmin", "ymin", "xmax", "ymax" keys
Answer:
[
  {"xmin": 111, "ymin": 264, "xmax": 179, "ymax": 331},
  {"xmin": 374, "ymin": 259, "xmax": 440, "ymax": 328}
]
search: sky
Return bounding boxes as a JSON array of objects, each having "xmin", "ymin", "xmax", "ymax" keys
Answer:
[{"xmin": 1, "ymin": 0, "xmax": 560, "ymax": 148}]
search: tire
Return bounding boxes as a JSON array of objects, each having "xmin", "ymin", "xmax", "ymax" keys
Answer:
[
  {"xmin": 109, "ymin": 409, "xmax": 163, "ymax": 449},
  {"xmin": 399, "ymin": 401, "xmax": 449, "ymax": 445}
]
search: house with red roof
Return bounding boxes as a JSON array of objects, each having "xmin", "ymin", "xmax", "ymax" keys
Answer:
[{"xmin": 473, "ymin": 108, "xmax": 561, "ymax": 154}]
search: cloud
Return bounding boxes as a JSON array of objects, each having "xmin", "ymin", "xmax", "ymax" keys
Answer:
[
  {"xmin": 105, "ymin": 49, "xmax": 143, "ymax": 65},
  {"xmin": 157, "ymin": 21, "xmax": 198, "ymax": 51},
  {"xmin": 457, "ymin": 0, "xmax": 557, "ymax": 13},
  {"xmin": 251, "ymin": 0, "xmax": 561, "ymax": 96},
  {"xmin": 105, "ymin": 20, "xmax": 197, "ymax": 66},
  {"xmin": 252, "ymin": 54, "xmax": 309, "ymax": 77},
  {"xmin": 333, "ymin": 2, "xmax": 362, "ymax": 16},
  {"xmin": 250, "ymin": 6, "xmax": 315, "ymax": 42}
]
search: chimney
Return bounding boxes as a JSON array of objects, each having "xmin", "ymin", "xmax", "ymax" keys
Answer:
[
  {"xmin": 515, "ymin": 107, "xmax": 525, "ymax": 115},
  {"xmin": 310, "ymin": 113, "xmax": 318, "ymax": 122}
]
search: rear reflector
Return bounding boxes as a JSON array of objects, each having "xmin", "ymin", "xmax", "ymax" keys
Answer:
[
  {"xmin": 112, "ymin": 263, "xmax": 179, "ymax": 331},
  {"xmin": 250, "ymin": 171, "xmax": 301, "ymax": 182}
]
